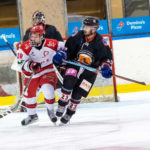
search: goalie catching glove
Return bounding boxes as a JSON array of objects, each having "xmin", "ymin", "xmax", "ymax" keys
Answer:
[
  {"xmin": 53, "ymin": 49, "xmax": 67, "ymax": 65},
  {"xmin": 101, "ymin": 63, "xmax": 112, "ymax": 78}
]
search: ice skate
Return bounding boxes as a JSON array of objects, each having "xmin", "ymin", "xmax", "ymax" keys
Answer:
[
  {"xmin": 60, "ymin": 113, "xmax": 72, "ymax": 125},
  {"xmin": 56, "ymin": 105, "xmax": 66, "ymax": 117},
  {"xmin": 21, "ymin": 114, "xmax": 38, "ymax": 126},
  {"xmin": 47, "ymin": 109, "xmax": 57, "ymax": 124},
  {"xmin": 59, "ymin": 107, "xmax": 75, "ymax": 125}
]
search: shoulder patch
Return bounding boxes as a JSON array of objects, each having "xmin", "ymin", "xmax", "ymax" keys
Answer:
[
  {"xmin": 44, "ymin": 39, "xmax": 58, "ymax": 50},
  {"xmin": 102, "ymin": 38, "xmax": 109, "ymax": 46},
  {"xmin": 20, "ymin": 40, "xmax": 32, "ymax": 55}
]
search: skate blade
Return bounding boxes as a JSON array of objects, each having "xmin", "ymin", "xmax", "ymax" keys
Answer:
[
  {"xmin": 58, "ymin": 121, "xmax": 70, "ymax": 126},
  {"xmin": 59, "ymin": 122, "xmax": 66, "ymax": 126},
  {"xmin": 52, "ymin": 122, "xmax": 57, "ymax": 126}
]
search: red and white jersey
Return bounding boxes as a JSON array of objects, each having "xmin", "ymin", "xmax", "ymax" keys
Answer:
[{"xmin": 17, "ymin": 38, "xmax": 65, "ymax": 78}]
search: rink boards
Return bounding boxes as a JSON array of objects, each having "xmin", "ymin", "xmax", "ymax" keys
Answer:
[{"xmin": 0, "ymin": 83, "xmax": 150, "ymax": 106}]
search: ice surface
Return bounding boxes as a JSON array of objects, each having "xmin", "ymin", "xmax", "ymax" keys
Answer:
[{"xmin": 0, "ymin": 91, "xmax": 150, "ymax": 150}]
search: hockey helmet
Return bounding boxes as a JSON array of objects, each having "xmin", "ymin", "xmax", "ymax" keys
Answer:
[
  {"xmin": 30, "ymin": 25, "xmax": 45, "ymax": 35},
  {"xmin": 32, "ymin": 10, "xmax": 45, "ymax": 25},
  {"xmin": 30, "ymin": 25, "xmax": 45, "ymax": 47},
  {"xmin": 83, "ymin": 17, "xmax": 99, "ymax": 29}
]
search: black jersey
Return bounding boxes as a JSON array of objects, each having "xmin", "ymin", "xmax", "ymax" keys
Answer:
[
  {"xmin": 65, "ymin": 31, "xmax": 112, "ymax": 68},
  {"xmin": 23, "ymin": 24, "xmax": 63, "ymax": 42}
]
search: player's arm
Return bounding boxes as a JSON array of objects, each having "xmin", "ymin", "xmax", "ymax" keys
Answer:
[
  {"xmin": 52, "ymin": 40, "xmax": 67, "ymax": 65},
  {"xmin": 17, "ymin": 47, "xmax": 31, "ymax": 75},
  {"xmin": 65, "ymin": 33, "xmax": 79, "ymax": 61},
  {"xmin": 17, "ymin": 41, "xmax": 41, "ymax": 76},
  {"xmin": 53, "ymin": 27, "xmax": 63, "ymax": 41},
  {"xmin": 97, "ymin": 39, "xmax": 113, "ymax": 78},
  {"xmin": 45, "ymin": 25, "xmax": 63, "ymax": 41}
]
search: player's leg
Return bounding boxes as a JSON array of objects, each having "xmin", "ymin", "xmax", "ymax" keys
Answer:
[
  {"xmin": 21, "ymin": 97, "xmax": 38, "ymax": 125},
  {"xmin": 21, "ymin": 77, "xmax": 39, "ymax": 126},
  {"xmin": 56, "ymin": 67, "xmax": 78, "ymax": 117},
  {"xmin": 60, "ymin": 89, "xmax": 82, "ymax": 124},
  {"xmin": 40, "ymin": 72, "xmax": 58, "ymax": 123},
  {"xmin": 60, "ymin": 70, "xmax": 97, "ymax": 124},
  {"xmin": 41, "ymin": 83, "xmax": 57, "ymax": 123}
]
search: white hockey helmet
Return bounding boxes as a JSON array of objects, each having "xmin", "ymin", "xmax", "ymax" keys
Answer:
[{"xmin": 32, "ymin": 10, "xmax": 45, "ymax": 25}]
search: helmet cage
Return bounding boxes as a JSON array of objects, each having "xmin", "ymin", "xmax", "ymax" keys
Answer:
[{"xmin": 32, "ymin": 10, "xmax": 45, "ymax": 25}]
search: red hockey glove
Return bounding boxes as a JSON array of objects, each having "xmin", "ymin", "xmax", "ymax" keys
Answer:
[{"xmin": 29, "ymin": 61, "xmax": 41, "ymax": 73}]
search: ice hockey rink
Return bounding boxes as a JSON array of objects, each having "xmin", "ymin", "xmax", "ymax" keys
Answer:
[{"xmin": 0, "ymin": 91, "xmax": 150, "ymax": 150}]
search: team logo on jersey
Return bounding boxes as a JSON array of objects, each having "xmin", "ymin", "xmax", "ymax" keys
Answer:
[
  {"xmin": 84, "ymin": 42, "xmax": 89, "ymax": 46},
  {"xmin": 47, "ymin": 41, "xmax": 56, "ymax": 48},
  {"xmin": 42, "ymin": 51, "xmax": 49, "ymax": 58},
  {"xmin": 25, "ymin": 43, "xmax": 30, "ymax": 50},
  {"xmin": 79, "ymin": 79, "xmax": 92, "ymax": 92},
  {"xmin": 17, "ymin": 60, "xmax": 24, "ymax": 64}
]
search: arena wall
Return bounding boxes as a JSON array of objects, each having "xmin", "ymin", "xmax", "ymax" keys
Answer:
[{"xmin": 18, "ymin": 0, "xmax": 67, "ymax": 38}]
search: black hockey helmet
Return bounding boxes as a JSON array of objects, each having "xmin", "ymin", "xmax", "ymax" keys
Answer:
[
  {"xmin": 83, "ymin": 17, "xmax": 99, "ymax": 29},
  {"xmin": 32, "ymin": 10, "xmax": 45, "ymax": 25}
]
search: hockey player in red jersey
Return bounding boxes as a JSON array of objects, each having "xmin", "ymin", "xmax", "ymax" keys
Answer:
[
  {"xmin": 53, "ymin": 17, "xmax": 113, "ymax": 125},
  {"xmin": 17, "ymin": 25, "xmax": 66, "ymax": 125},
  {"xmin": 19, "ymin": 10, "xmax": 63, "ymax": 112}
]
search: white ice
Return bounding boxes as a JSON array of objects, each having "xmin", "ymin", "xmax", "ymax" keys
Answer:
[{"xmin": 0, "ymin": 91, "xmax": 150, "ymax": 150}]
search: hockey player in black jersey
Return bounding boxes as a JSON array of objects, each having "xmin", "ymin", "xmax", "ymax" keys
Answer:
[{"xmin": 53, "ymin": 17, "xmax": 113, "ymax": 125}]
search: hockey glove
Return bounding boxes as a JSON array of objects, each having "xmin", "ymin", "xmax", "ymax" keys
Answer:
[
  {"xmin": 53, "ymin": 50, "xmax": 67, "ymax": 65},
  {"xmin": 101, "ymin": 63, "xmax": 112, "ymax": 78},
  {"xmin": 29, "ymin": 61, "xmax": 41, "ymax": 73}
]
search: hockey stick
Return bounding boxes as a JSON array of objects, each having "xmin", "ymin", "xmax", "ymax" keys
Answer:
[
  {"xmin": 64, "ymin": 60, "xmax": 146, "ymax": 85},
  {"xmin": 0, "ymin": 72, "xmax": 34, "ymax": 118},
  {"xmin": 53, "ymin": 64, "xmax": 63, "ymax": 84},
  {"xmin": 2, "ymin": 35, "xmax": 17, "ymax": 56}
]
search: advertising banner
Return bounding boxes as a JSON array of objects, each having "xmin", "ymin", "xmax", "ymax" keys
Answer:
[
  {"xmin": 0, "ymin": 27, "xmax": 20, "ymax": 50},
  {"xmin": 68, "ymin": 20, "xmax": 109, "ymax": 36},
  {"xmin": 112, "ymin": 16, "xmax": 150, "ymax": 36}
]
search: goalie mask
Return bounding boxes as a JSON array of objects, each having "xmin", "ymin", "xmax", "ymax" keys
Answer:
[
  {"xmin": 32, "ymin": 10, "xmax": 45, "ymax": 25},
  {"xmin": 29, "ymin": 25, "xmax": 45, "ymax": 47}
]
